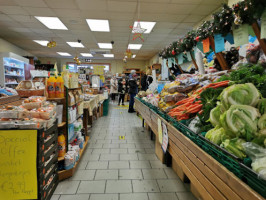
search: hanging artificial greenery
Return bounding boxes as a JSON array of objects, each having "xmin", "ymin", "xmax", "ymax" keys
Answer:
[
  {"xmin": 233, "ymin": 0, "xmax": 266, "ymax": 25},
  {"xmin": 212, "ymin": 4, "xmax": 234, "ymax": 36},
  {"xmin": 159, "ymin": 0, "xmax": 266, "ymax": 59}
]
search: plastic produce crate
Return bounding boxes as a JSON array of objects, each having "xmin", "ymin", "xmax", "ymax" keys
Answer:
[{"xmin": 103, "ymin": 98, "xmax": 109, "ymax": 116}]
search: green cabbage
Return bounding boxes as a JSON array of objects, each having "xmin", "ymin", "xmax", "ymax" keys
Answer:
[
  {"xmin": 252, "ymin": 157, "xmax": 266, "ymax": 173},
  {"xmin": 258, "ymin": 114, "xmax": 266, "ymax": 130},
  {"xmin": 210, "ymin": 105, "xmax": 221, "ymax": 127},
  {"xmin": 221, "ymin": 138, "xmax": 247, "ymax": 159},
  {"xmin": 220, "ymin": 105, "xmax": 261, "ymax": 141},
  {"xmin": 205, "ymin": 126, "xmax": 229, "ymax": 145},
  {"xmin": 219, "ymin": 83, "xmax": 260, "ymax": 111}
]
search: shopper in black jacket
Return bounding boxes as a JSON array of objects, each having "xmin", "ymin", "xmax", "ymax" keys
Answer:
[
  {"xmin": 128, "ymin": 71, "xmax": 138, "ymax": 113},
  {"xmin": 118, "ymin": 74, "xmax": 128, "ymax": 106}
]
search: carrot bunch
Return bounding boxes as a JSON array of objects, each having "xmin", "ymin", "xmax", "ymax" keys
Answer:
[{"xmin": 168, "ymin": 80, "xmax": 230, "ymax": 121}]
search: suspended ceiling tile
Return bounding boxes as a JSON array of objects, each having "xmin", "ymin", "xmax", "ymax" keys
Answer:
[
  {"xmin": 9, "ymin": 15, "xmax": 37, "ymax": 23},
  {"xmin": 0, "ymin": 0, "xmax": 17, "ymax": 6},
  {"xmin": 170, "ymin": 0, "xmax": 201, "ymax": 4},
  {"xmin": 0, "ymin": 14, "xmax": 13, "ymax": 21},
  {"xmin": 44, "ymin": 0, "xmax": 78, "ymax": 9},
  {"xmin": 14, "ymin": 0, "xmax": 47, "ymax": 7},
  {"xmin": 107, "ymin": 0, "xmax": 137, "ymax": 12},
  {"xmin": 9, "ymin": 27, "xmax": 32, "ymax": 33},
  {"xmin": 110, "ymin": 20, "xmax": 132, "ymax": 27},
  {"xmin": 108, "ymin": 11, "xmax": 135, "ymax": 20},
  {"xmin": 80, "ymin": 10, "xmax": 108, "ymax": 19},
  {"xmin": 23, "ymin": 7, "xmax": 56, "ymax": 16},
  {"xmin": 182, "ymin": 15, "xmax": 205, "ymax": 23},
  {"xmin": 155, "ymin": 22, "xmax": 179, "ymax": 29},
  {"xmin": 22, "ymin": 22, "xmax": 48, "ymax": 28},
  {"xmin": 76, "ymin": 0, "xmax": 107, "ymax": 11},
  {"xmin": 30, "ymin": 28, "xmax": 53, "ymax": 34},
  {"xmin": 0, "ymin": 6, "xmax": 29, "ymax": 15},
  {"xmin": 192, "ymin": 4, "xmax": 220, "ymax": 15},
  {"xmin": 202, "ymin": 0, "xmax": 225, "ymax": 5},
  {"xmin": 140, "ymin": 13, "xmax": 186, "ymax": 23},
  {"xmin": 53, "ymin": 9, "xmax": 81, "ymax": 18},
  {"xmin": 0, "ymin": 20, "xmax": 23, "ymax": 27},
  {"xmin": 64, "ymin": 24, "xmax": 89, "ymax": 31}
]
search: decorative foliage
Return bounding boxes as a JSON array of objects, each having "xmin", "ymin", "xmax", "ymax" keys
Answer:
[
  {"xmin": 159, "ymin": 0, "xmax": 266, "ymax": 59},
  {"xmin": 130, "ymin": 21, "xmax": 146, "ymax": 42}
]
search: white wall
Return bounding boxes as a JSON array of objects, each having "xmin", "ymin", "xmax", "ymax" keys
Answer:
[
  {"xmin": 38, "ymin": 57, "xmax": 147, "ymax": 74},
  {"xmin": 0, "ymin": 38, "xmax": 33, "ymax": 57}
]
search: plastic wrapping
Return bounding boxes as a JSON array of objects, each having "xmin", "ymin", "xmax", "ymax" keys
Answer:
[
  {"xmin": 243, "ymin": 142, "xmax": 266, "ymax": 180},
  {"xmin": 164, "ymin": 93, "xmax": 187, "ymax": 103}
]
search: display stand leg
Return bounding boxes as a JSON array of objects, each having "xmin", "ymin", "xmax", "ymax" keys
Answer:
[
  {"xmin": 83, "ymin": 109, "xmax": 89, "ymax": 137},
  {"xmin": 190, "ymin": 51, "xmax": 199, "ymax": 70},
  {"xmin": 142, "ymin": 119, "xmax": 145, "ymax": 128},
  {"xmin": 150, "ymin": 130, "xmax": 154, "ymax": 141},
  {"xmin": 174, "ymin": 58, "xmax": 184, "ymax": 74},
  {"xmin": 209, "ymin": 36, "xmax": 229, "ymax": 70},
  {"xmin": 252, "ymin": 21, "xmax": 266, "ymax": 55},
  {"xmin": 164, "ymin": 151, "xmax": 172, "ymax": 167}
]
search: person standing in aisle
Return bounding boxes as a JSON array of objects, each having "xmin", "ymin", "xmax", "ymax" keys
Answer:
[
  {"xmin": 110, "ymin": 75, "xmax": 118, "ymax": 104},
  {"xmin": 128, "ymin": 70, "xmax": 139, "ymax": 113},
  {"xmin": 118, "ymin": 74, "xmax": 128, "ymax": 106},
  {"xmin": 141, "ymin": 72, "xmax": 148, "ymax": 91}
]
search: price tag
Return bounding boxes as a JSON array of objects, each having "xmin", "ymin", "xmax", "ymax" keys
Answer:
[
  {"xmin": 158, "ymin": 118, "xmax": 163, "ymax": 144},
  {"xmin": 161, "ymin": 122, "xmax": 169, "ymax": 154}
]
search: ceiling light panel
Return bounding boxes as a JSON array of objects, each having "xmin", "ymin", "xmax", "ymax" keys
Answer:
[
  {"xmin": 81, "ymin": 53, "xmax": 93, "ymax": 57},
  {"xmin": 98, "ymin": 43, "xmax": 112, "ymax": 49},
  {"xmin": 67, "ymin": 42, "xmax": 84, "ymax": 48},
  {"xmin": 57, "ymin": 52, "xmax": 71, "ymax": 56},
  {"xmin": 33, "ymin": 40, "xmax": 49, "ymax": 46},
  {"xmin": 128, "ymin": 44, "xmax": 142, "ymax": 50},
  {"xmin": 86, "ymin": 19, "xmax": 110, "ymax": 32},
  {"xmin": 103, "ymin": 54, "xmax": 114, "ymax": 58},
  {"xmin": 35, "ymin": 16, "xmax": 68, "ymax": 30},
  {"xmin": 133, "ymin": 21, "xmax": 156, "ymax": 34}
]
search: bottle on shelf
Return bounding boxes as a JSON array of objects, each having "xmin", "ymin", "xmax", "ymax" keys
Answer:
[
  {"xmin": 47, "ymin": 69, "xmax": 56, "ymax": 98},
  {"xmin": 58, "ymin": 132, "xmax": 66, "ymax": 157},
  {"xmin": 55, "ymin": 73, "xmax": 64, "ymax": 98}
]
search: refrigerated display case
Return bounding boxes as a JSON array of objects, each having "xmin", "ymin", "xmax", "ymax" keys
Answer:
[{"xmin": 0, "ymin": 52, "xmax": 29, "ymax": 88}]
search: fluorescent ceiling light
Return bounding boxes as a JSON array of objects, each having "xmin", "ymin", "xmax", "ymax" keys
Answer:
[
  {"xmin": 132, "ymin": 55, "xmax": 136, "ymax": 58},
  {"xmin": 35, "ymin": 16, "xmax": 68, "ymax": 30},
  {"xmin": 57, "ymin": 52, "xmax": 71, "ymax": 56},
  {"xmin": 33, "ymin": 40, "xmax": 49, "ymax": 46},
  {"xmin": 133, "ymin": 21, "xmax": 156, "ymax": 34},
  {"xmin": 128, "ymin": 44, "xmax": 142, "ymax": 50},
  {"xmin": 98, "ymin": 43, "xmax": 112, "ymax": 49},
  {"xmin": 67, "ymin": 42, "xmax": 84, "ymax": 48},
  {"xmin": 103, "ymin": 54, "xmax": 114, "ymax": 58},
  {"xmin": 86, "ymin": 19, "xmax": 110, "ymax": 32},
  {"xmin": 81, "ymin": 53, "xmax": 93, "ymax": 57}
]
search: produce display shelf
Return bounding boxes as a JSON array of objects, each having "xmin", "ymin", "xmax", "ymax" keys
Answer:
[
  {"xmin": 5, "ymin": 73, "xmax": 24, "ymax": 77},
  {"xmin": 58, "ymin": 156, "xmax": 65, "ymax": 162},
  {"xmin": 58, "ymin": 136, "xmax": 89, "ymax": 181},
  {"xmin": 4, "ymin": 64, "xmax": 24, "ymax": 69},
  {"xmin": 135, "ymin": 98, "xmax": 265, "ymax": 200},
  {"xmin": 5, "ymin": 82, "xmax": 18, "ymax": 85},
  {"xmin": 47, "ymin": 97, "xmax": 64, "ymax": 101}
]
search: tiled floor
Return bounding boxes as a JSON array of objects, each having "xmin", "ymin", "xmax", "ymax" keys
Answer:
[{"xmin": 52, "ymin": 103, "xmax": 197, "ymax": 200}]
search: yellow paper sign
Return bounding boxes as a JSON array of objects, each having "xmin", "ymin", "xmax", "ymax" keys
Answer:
[
  {"xmin": 119, "ymin": 136, "xmax": 125, "ymax": 140},
  {"xmin": 158, "ymin": 118, "xmax": 163, "ymax": 144},
  {"xmin": 0, "ymin": 130, "xmax": 37, "ymax": 200}
]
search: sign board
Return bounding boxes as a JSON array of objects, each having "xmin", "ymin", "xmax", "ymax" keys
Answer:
[
  {"xmin": 0, "ymin": 130, "xmax": 37, "ymax": 200},
  {"xmin": 161, "ymin": 122, "xmax": 169, "ymax": 153},
  {"xmin": 93, "ymin": 66, "xmax": 105, "ymax": 75},
  {"xmin": 85, "ymin": 59, "xmax": 92, "ymax": 62}
]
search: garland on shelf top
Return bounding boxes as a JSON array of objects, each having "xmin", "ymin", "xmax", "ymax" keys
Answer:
[{"xmin": 159, "ymin": 0, "xmax": 266, "ymax": 59}]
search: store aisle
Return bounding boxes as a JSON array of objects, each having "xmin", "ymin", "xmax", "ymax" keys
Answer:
[{"xmin": 52, "ymin": 103, "xmax": 196, "ymax": 200}]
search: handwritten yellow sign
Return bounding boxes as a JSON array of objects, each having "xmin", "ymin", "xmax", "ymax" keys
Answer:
[
  {"xmin": 119, "ymin": 136, "xmax": 125, "ymax": 140},
  {"xmin": 158, "ymin": 118, "xmax": 163, "ymax": 144},
  {"xmin": 0, "ymin": 130, "xmax": 37, "ymax": 200}
]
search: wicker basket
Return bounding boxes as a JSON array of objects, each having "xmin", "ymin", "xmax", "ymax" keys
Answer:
[{"xmin": 16, "ymin": 81, "xmax": 45, "ymax": 98}]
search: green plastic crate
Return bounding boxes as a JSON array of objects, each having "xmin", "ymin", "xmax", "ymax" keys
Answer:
[{"xmin": 103, "ymin": 98, "xmax": 109, "ymax": 116}]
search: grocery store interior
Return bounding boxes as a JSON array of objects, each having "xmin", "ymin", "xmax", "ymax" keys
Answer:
[{"xmin": 0, "ymin": 0, "xmax": 266, "ymax": 200}]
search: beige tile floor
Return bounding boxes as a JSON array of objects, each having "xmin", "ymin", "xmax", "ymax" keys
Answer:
[{"xmin": 52, "ymin": 103, "xmax": 197, "ymax": 200}]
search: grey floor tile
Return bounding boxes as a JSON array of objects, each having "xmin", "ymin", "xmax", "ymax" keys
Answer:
[
  {"xmin": 119, "ymin": 169, "xmax": 143, "ymax": 179},
  {"xmin": 157, "ymin": 180, "xmax": 187, "ymax": 192},
  {"xmin": 145, "ymin": 148, "xmax": 155, "ymax": 154},
  {"xmin": 111, "ymin": 148, "xmax": 128, "ymax": 154},
  {"xmin": 95, "ymin": 170, "xmax": 118, "ymax": 180},
  {"xmin": 142, "ymin": 169, "xmax": 168, "ymax": 179},
  {"xmin": 120, "ymin": 193, "xmax": 148, "ymax": 200},
  {"xmin": 120, "ymin": 143, "xmax": 136, "ymax": 148},
  {"xmin": 77, "ymin": 181, "xmax": 106, "ymax": 194},
  {"xmin": 86, "ymin": 161, "xmax": 108, "ymax": 170},
  {"xmin": 88, "ymin": 143, "xmax": 104, "ymax": 149},
  {"xmin": 106, "ymin": 180, "xmax": 132, "ymax": 193},
  {"xmin": 83, "ymin": 154, "xmax": 100, "ymax": 161},
  {"xmin": 54, "ymin": 181, "xmax": 80, "ymax": 195},
  {"xmin": 70, "ymin": 170, "xmax": 96, "ymax": 181},
  {"xmin": 109, "ymin": 161, "xmax": 129, "ymax": 169},
  {"xmin": 130, "ymin": 161, "xmax": 151, "ymax": 169},
  {"xmin": 96, "ymin": 140, "xmax": 111, "ymax": 144},
  {"xmin": 100, "ymin": 154, "xmax": 119, "ymax": 161},
  {"xmin": 102, "ymin": 143, "xmax": 120, "ymax": 149},
  {"xmin": 59, "ymin": 194, "xmax": 90, "ymax": 200},
  {"xmin": 128, "ymin": 148, "xmax": 146, "ymax": 154},
  {"xmin": 149, "ymin": 161, "xmax": 167, "ymax": 169},
  {"xmin": 176, "ymin": 192, "xmax": 197, "ymax": 200},
  {"xmin": 120, "ymin": 154, "xmax": 138, "ymax": 161},
  {"xmin": 132, "ymin": 180, "xmax": 160, "ymax": 193},
  {"xmin": 51, "ymin": 195, "xmax": 60, "ymax": 200},
  {"xmin": 164, "ymin": 168, "xmax": 179, "ymax": 179},
  {"xmin": 148, "ymin": 193, "xmax": 178, "ymax": 200},
  {"xmin": 92, "ymin": 149, "xmax": 110, "ymax": 154},
  {"xmin": 138, "ymin": 154, "xmax": 158, "ymax": 161},
  {"xmin": 112, "ymin": 140, "xmax": 127, "ymax": 144},
  {"xmin": 77, "ymin": 160, "xmax": 89, "ymax": 170},
  {"xmin": 89, "ymin": 194, "xmax": 118, "ymax": 200}
]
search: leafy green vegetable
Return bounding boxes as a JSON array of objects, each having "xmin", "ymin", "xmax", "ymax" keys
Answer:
[
  {"xmin": 220, "ymin": 105, "xmax": 261, "ymax": 141},
  {"xmin": 258, "ymin": 114, "xmax": 266, "ymax": 130},
  {"xmin": 205, "ymin": 126, "xmax": 229, "ymax": 145},
  {"xmin": 210, "ymin": 105, "xmax": 221, "ymax": 127},
  {"xmin": 252, "ymin": 157, "xmax": 266, "ymax": 173},
  {"xmin": 257, "ymin": 99, "xmax": 266, "ymax": 114},
  {"xmin": 219, "ymin": 83, "xmax": 260, "ymax": 111},
  {"xmin": 221, "ymin": 138, "xmax": 247, "ymax": 159}
]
